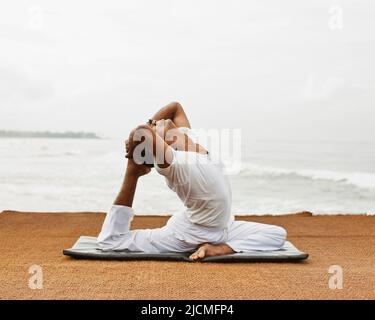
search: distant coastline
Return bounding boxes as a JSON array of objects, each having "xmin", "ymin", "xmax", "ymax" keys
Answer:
[{"xmin": 0, "ymin": 130, "xmax": 101, "ymax": 139}]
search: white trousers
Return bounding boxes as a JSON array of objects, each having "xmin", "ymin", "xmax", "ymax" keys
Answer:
[{"xmin": 97, "ymin": 205, "xmax": 287, "ymax": 253}]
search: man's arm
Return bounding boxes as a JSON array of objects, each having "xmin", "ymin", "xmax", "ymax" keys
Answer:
[
  {"xmin": 151, "ymin": 102, "xmax": 191, "ymax": 128},
  {"xmin": 113, "ymin": 159, "xmax": 151, "ymax": 207}
]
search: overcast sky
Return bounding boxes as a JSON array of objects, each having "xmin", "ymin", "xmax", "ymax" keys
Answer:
[{"xmin": 1, "ymin": 0, "xmax": 374, "ymax": 141}]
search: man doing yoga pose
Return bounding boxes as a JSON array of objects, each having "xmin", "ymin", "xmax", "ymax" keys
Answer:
[{"xmin": 97, "ymin": 102, "xmax": 287, "ymax": 260}]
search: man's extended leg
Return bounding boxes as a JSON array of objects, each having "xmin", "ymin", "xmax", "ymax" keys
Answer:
[
  {"xmin": 97, "ymin": 159, "xmax": 196, "ymax": 253},
  {"xmin": 97, "ymin": 158, "xmax": 148, "ymax": 250}
]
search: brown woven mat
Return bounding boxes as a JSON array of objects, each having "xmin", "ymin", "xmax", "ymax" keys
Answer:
[{"xmin": 1, "ymin": 211, "xmax": 374, "ymax": 300}]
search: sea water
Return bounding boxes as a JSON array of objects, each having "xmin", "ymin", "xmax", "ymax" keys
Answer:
[{"xmin": 0, "ymin": 138, "xmax": 374, "ymax": 215}]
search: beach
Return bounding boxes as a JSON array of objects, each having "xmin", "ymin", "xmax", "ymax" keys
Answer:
[{"xmin": 1, "ymin": 211, "xmax": 374, "ymax": 300}]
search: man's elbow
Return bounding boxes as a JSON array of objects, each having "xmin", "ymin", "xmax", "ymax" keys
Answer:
[{"xmin": 169, "ymin": 101, "xmax": 183, "ymax": 113}]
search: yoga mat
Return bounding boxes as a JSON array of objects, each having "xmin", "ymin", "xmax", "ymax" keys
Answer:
[{"xmin": 63, "ymin": 236, "xmax": 308, "ymax": 262}]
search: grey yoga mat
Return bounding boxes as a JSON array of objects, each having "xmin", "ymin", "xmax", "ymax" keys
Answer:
[{"xmin": 63, "ymin": 236, "xmax": 308, "ymax": 262}]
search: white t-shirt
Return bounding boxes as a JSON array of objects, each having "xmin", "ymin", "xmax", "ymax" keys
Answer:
[{"xmin": 155, "ymin": 128, "xmax": 232, "ymax": 229}]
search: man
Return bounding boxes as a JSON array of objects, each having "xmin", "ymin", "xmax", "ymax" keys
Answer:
[{"xmin": 97, "ymin": 102, "xmax": 287, "ymax": 260}]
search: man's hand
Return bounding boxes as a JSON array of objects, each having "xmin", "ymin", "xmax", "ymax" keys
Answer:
[{"xmin": 126, "ymin": 158, "xmax": 151, "ymax": 177}]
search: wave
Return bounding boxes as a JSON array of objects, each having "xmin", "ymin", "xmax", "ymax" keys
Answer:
[{"xmin": 240, "ymin": 163, "xmax": 375, "ymax": 190}]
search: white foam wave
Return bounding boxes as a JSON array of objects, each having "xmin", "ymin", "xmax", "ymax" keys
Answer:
[{"xmin": 240, "ymin": 163, "xmax": 375, "ymax": 190}]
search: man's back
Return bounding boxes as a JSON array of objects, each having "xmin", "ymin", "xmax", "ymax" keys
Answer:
[{"xmin": 155, "ymin": 149, "xmax": 232, "ymax": 228}]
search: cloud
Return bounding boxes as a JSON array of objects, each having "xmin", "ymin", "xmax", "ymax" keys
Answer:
[
  {"xmin": 0, "ymin": 67, "xmax": 54, "ymax": 104},
  {"xmin": 302, "ymin": 76, "xmax": 368, "ymax": 102},
  {"xmin": 0, "ymin": 0, "xmax": 374, "ymax": 141}
]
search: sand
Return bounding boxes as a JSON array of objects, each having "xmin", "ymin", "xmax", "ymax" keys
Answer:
[{"xmin": 0, "ymin": 210, "xmax": 374, "ymax": 300}]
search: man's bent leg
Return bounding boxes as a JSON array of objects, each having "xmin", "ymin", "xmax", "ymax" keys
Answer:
[
  {"xmin": 97, "ymin": 157, "xmax": 191, "ymax": 253},
  {"xmin": 97, "ymin": 205, "xmax": 194, "ymax": 253},
  {"xmin": 226, "ymin": 220, "xmax": 287, "ymax": 252},
  {"xmin": 97, "ymin": 205, "xmax": 133, "ymax": 250}
]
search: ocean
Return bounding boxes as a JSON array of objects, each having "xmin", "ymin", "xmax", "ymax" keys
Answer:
[{"xmin": 1, "ymin": 137, "xmax": 374, "ymax": 215}]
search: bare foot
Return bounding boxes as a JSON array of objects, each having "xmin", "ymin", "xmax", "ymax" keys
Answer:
[{"xmin": 189, "ymin": 243, "xmax": 235, "ymax": 261}]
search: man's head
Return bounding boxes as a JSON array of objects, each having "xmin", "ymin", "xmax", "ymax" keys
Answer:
[
  {"xmin": 126, "ymin": 125, "xmax": 155, "ymax": 167},
  {"xmin": 126, "ymin": 119, "xmax": 191, "ymax": 167}
]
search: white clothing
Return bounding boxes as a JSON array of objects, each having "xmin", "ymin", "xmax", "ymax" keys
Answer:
[
  {"xmin": 155, "ymin": 149, "xmax": 232, "ymax": 228},
  {"xmin": 97, "ymin": 205, "xmax": 287, "ymax": 253},
  {"xmin": 156, "ymin": 127, "xmax": 231, "ymax": 228},
  {"xmin": 97, "ymin": 127, "xmax": 287, "ymax": 253}
]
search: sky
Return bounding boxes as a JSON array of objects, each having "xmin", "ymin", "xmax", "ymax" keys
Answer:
[{"xmin": 0, "ymin": 0, "xmax": 374, "ymax": 141}]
